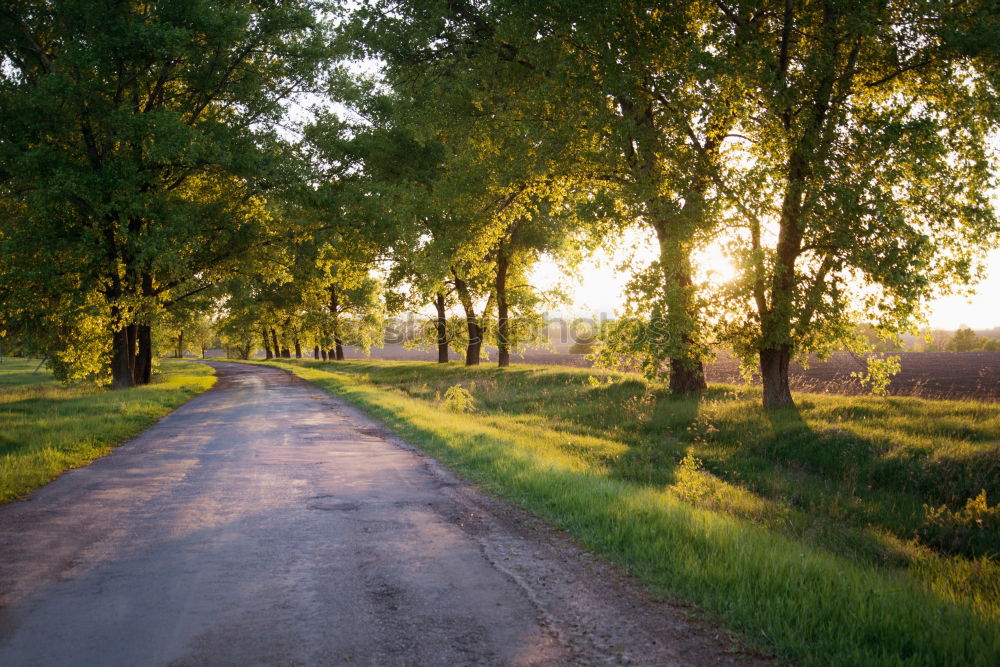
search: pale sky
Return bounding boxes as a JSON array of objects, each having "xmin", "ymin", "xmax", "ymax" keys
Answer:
[{"xmin": 531, "ymin": 236, "xmax": 1000, "ymax": 331}]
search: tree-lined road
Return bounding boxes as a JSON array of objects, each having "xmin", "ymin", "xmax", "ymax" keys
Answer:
[{"xmin": 0, "ymin": 363, "xmax": 749, "ymax": 666}]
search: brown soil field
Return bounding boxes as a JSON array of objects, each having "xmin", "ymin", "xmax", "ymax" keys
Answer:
[
  {"xmin": 338, "ymin": 345, "xmax": 1000, "ymax": 402},
  {"xmin": 705, "ymin": 350, "xmax": 1000, "ymax": 402}
]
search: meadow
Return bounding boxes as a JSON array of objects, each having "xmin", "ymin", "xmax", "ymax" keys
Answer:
[
  {"xmin": 0, "ymin": 358, "xmax": 216, "ymax": 503},
  {"xmin": 261, "ymin": 358, "xmax": 1000, "ymax": 666}
]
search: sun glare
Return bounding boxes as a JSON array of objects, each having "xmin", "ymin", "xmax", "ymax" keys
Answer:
[{"xmin": 533, "ymin": 238, "xmax": 999, "ymax": 328}]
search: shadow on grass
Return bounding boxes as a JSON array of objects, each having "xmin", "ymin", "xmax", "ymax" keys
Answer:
[
  {"xmin": 0, "ymin": 372, "xmax": 52, "ymax": 387},
  {"xmin": 281, "ymin": 359, "xmax": 999, "ymax": 560},
  {"xmin": 276, "ymin": 360, "xmax": 1000, "ymax": 664}
]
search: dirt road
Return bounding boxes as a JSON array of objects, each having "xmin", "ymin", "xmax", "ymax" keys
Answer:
[{"xmin": 0, "ymin": 362, "xmax": 758, "ymax": 666}]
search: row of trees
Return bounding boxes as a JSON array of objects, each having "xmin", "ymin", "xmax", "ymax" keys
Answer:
[
  {"xmin": 2, "ymin": 0, "xmax": 999, "ymax": 408},
  {"xmin": 0, "ymin": 0, "xmax": 335, "ymax": 387},
  {"xmin": 942, "ymin": 327, "xmax": 1000, "ymax": 353},
  {"xmin": 331, "ymin": 0, "xmax": 1000, "ymax": 406}
]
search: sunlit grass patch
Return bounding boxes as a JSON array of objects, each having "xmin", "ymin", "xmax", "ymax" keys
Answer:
[
  {"xmin": 0, "ymin": 358, "xmax": 215, "ymax": 502},
  {"xmin": 266, "ymin": 358, "xmax": 1000, "ymax": 665}
]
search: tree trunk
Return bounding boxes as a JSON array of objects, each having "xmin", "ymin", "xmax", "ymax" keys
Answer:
[
  {"xmin": 322, "ymin": 349, "xmax": 329, "ymax": 361},
  {"xmin": 270, "ymin": 328, "xmax": 280, "ymax": 360},
  {"xmin": 760, "ymin": 345, "xmax": 794, "ymax": 408},
  {"xmin": 329, "ymin": 285, "xmax": 345, "ymax": 360},
  {"xmin": 651, "ymin": 223, "xmax": 706, "ymax": 394},
  {"xmin": 136, "ymin": 324, "xmax": 152, "ymax": 385},
  {"xmin": 110, "ymin": 326, "xmax": 135, "ymax": 390},
  {"xmin": 135, "ymin": 274, "xmax": 153, "ymax": 384},
  {"xmin": 452, "ymin": 272, "xmax": 482, "ymax": 366},
  {"xmin": 176, "ymin": 330, "xmax": 184, "ymax": 359},
  {"xmin": 622, "ymin": 94, "xmax": 710, "ymax": 396},
  {"xmin": 465, "ymin": 328, "xmax": 481, "ymax": 366},
  {"xmin": 294, "ymin": 338, "xmax": 302, "ymax": 359},
  {"xmin": 126, "ymin": 324, "xmax": 138, "ymax": 381},
  {"xmin": 752, "ymin": 55, "xmax": 840, "ymax": 409},
  {"xmin": 496, "ymin": 252, "xmax": 510, "ymax": 368},
  {"xmin": 313, "ymin": 345, "xmax": 320, "ymax": 360},
  {"xmin": 262, "ymin": 329, "xmax": 273, "ymax": 360},
  {"xmin": 669, "ymin": 358, "xmax": 706, "ymax": 394},
  {"xmin": 435, "ymin": 292, "xmax": 449, "ymax": 363}
]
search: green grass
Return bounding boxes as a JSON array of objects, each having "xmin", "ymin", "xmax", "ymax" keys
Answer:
[
  {"xmin": 0, "ymin": 358, "xmax": 216, "ymax": 503},
  {"xmin": 257, "ymin": 358, "xmax": 1000, "ymax": 666}
]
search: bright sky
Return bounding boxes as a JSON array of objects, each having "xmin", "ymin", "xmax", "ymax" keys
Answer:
[{"xmin": 531, "ymin": 235, "xmax": 1000, "ymax": 331}]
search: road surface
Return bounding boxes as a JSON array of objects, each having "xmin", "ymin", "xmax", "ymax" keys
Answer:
[{"xmin": 0, "ymin": 362, "xmax": 760, "ymax": 666}]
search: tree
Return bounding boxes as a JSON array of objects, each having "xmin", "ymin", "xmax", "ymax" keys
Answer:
[
  {"xmin": 0, "ymin": 0, "xmax": 332, "ymax": 388},
  {"xmin": 156, "ymin": 294, "xmax": 218, "ymax": 359},
  {"xmin": 343, "ymin": 0, "xmax": 742, "ymax": 390},
  {"xmin": 711, "ymin": 0, "xmax": 1000, "ymax": 407},
  {"xmin": 310, "ymin": 50, "xmax": 552, "ymax": 368},
  {"xmin": 317, "ymin": 244, "xmax": 386, "ymax": 360},
  {"xmin": 948, "ymin": 327, "xmax": 982, "ymax": 353},
  {"xmin": 305, "ymin": 88, "xmax": 459, "ymax": 362}
]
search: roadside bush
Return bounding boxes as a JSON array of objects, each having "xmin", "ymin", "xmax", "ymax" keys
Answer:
[
  {"xmin": 919, "ymin": 490, "xmax": 1000, "ymax": 558},
  {"xmin": 441, "ymin": 383, "xmax": 476, "ymax": 413}
]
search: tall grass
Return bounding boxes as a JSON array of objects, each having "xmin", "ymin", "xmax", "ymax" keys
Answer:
[
  {"xmin": 0, "ymin": 358, "xmax": 215, "ymax": 502},
  {"xmin": 265, "ymin": 359, "xmax": 1000, "ymax": 666}
]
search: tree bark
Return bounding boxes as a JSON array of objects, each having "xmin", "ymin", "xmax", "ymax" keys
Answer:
[
  {"xmin": 661, "ymin": 257, "xmax": 707, "ymax": 393},
  {"xmin": 294, "ymin": 338, "xmax": 302, "ymax": 359},
  {"xmin": 434, "ymin": 292, "xmax": 449, "ymax": 363},
  {"xmin": 313, "ymin": 345, "xmax": 320, "ymax": 360},
  {"xmin": 760, "ymin": 345, "xmax": 794, "ymax": 407},
  {"xmin": 270, "ymin": 328, "xmax": 280, "ymax": 360},
  {"xmin": 110, "ymin": 325, "xmax": 135, "ymax": 390},
  {"xmin": 455, "ymin": 275, "xmax": 483, "ymax": 366},
  {"xmin": 134, "ymin": 273, "xmax": 153, "ymax": 385},
  {"xmin": 621, "ymin": 93, "xmax": 710, "ymax": 395},
  {"xmin": 126, "ymin": 325, "xmax": 138, "ymax": 382},
  {"xmin": 262, "ymin": 329, "xmax": 273, "ymax": 360},
  {"xmin": 329, "ymin": 285, "xmax": 345, "ymax": 360},
  {"xmin": 176, "ymin": 329, "xmax": 184, "ymax": 359},
  {"xmin": 665, "ymin": 257, "xmax": 707, "ymax": 395},
  {"xmin": 136, "ymin": 324, "xmax": 152, "ymax": 385},
  {"xmin": 652, "ymin": 218, "xmax": 706, "ymax": 395},
  {"xmin": 496, "ymin": 251, "xmax": 510, "ymax": 368},
  {"xmin": 669, "ymin": 358, "xmax": 707, "ymax": 393},
  {"xmin": 322, "ymin": 349, "xmax": 329, "ymax": 361},
  {"xmin": 452, "ymin": 273, "xmax": 482, "ymax": 366}
]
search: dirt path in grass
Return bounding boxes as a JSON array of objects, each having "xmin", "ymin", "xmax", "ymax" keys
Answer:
[{"xmin": 0, "ymin": 362, "xmax": 767, "ymax": 666}]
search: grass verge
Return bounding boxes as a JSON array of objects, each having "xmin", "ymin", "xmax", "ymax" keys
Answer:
[
  {"xmin": 0, "ymin": 358, "xmax": 215, "ymax": 503},
  {"xmin": 258, "ymin": 358, "xmax": 999, "ymax": 666}
]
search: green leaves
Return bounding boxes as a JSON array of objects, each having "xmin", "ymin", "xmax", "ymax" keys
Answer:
[{"xmin": 0, "ymin": 0, "xmax": 335, "ymax": 383}]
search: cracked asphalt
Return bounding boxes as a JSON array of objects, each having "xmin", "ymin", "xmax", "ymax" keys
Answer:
[{"xmin": 0, "ymin": 362, "xmax": 763, "ymax": 666}]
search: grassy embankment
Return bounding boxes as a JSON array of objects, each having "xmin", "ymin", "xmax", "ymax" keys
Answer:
[
  {"xmin": 261, "ymin": 358, "xmax": 999, "ymax": 666},
  {"xmin": 0, "ymin": 358, "xmax": 215, "ymax": 503}
]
